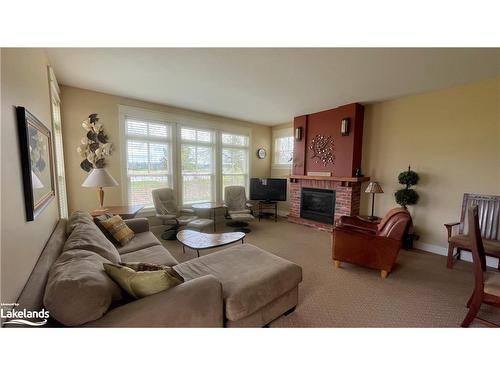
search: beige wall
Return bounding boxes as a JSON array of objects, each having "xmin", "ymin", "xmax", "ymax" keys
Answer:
[
  {"xmin": 59, "ymin": 86, "xmax": 272, "ymax": 212},
  {"xmin": 270, "ymin": 122, "xmax": 293, "ymax": 214},
  {"xmin": 361, "ymin": 76, "xmax": 500, "ymax": 249},
  {"xmin": 1, "ymin": 49, "xmax": 59, "ymax": 303}
]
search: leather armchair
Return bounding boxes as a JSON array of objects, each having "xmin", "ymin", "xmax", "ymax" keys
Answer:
[{"xmin": 332, "ymin": 208, "xmax": 412, "ymax": 278}]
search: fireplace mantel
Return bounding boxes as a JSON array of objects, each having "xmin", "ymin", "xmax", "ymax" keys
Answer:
[{"xmin": 289, "ymin": 175, "xmax": 370, "ymax": 186}]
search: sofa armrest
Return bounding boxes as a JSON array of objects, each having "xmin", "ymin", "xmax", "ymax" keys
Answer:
[
  {"xmin": 124, "ymin": 218, "xmax": 149, "ymax": 233},
  {"xmin": 85, "ymin": 275, "xmax": 223, "ymax": 327},
  {"xmin": 444, "ymin": 222, "xmax": 461, "ymax": 238}
]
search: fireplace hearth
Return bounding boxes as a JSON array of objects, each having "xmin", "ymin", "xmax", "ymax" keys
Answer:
[{"xmin": 300, "ymin": 188, "xmax": 335, "ymax": 224}]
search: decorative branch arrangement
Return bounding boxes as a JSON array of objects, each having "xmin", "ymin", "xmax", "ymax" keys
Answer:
[
  {"xmin": 309, "ymin": 134, "xmax": 335, "ymax": 166},
  {"xmin": 77, "ymin": 113, "xmax": 113, "ymax": 172}
]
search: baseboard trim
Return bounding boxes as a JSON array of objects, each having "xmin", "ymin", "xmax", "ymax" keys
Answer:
[{"xmin": 415, "ymin": 241, "xmax": 498, "ymax": 268}]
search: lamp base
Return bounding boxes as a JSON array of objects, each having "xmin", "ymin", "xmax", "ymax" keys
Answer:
[{"xmin": 367, "ymin": 215, "xmax": 379, "ymax": 221}]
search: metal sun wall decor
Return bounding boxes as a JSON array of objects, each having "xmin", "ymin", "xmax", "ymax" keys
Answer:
[
  {"xmin": 309, "ymin": 134, "xmax": 335, "ymax": 166},
  {"xmin": 77, "ymin": 113, "xmax": 113, "ymax": 172}
]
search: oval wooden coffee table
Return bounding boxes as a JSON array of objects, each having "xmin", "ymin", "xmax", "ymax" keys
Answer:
[{"xmin": 176, "ymin": 229, "xmax": 246, "ymax": 257}]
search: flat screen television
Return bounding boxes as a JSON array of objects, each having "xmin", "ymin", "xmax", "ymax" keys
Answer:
[{"xmin": 250, "ymin": 178, "xmax": 287, "ymax": 202}]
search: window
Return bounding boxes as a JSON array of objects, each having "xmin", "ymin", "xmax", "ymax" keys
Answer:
[
  {"xmin": 180, "ymin": 127, "xmax": 215, "ymax": 204},
  {"xmin": 221, "ymin": 133, "xmax": 249, "ymax": 199},
  {"xmin": 48, "ymin": 66, "xmax": 68, "ymax": 218},
  {"xmin": 125, "ymin": 117, "xmax": 173, "ymax": 205},
  {"xmin": 119, "ymin": 106, "xmax": 253, "ymax": 207},
  {"xmin": 273, "ymin": 128, "xmax": 294, "ymax": 168}
]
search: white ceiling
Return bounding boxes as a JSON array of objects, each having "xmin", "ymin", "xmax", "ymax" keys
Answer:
[{"xmin": 47, "ymin": 48, "xmax": 500, "ymax": 125}]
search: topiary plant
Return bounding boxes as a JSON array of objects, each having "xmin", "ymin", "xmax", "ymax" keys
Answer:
[{"xmin": 395, "ymin": 165, "xmax": 419, "ymax": 208}]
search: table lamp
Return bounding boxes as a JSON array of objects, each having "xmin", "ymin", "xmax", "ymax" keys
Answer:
[
  {"xmin": 82, "ymin": 168, "xmax": 118, "ymax": 211},
  {"xmin": 365, "ymin": 181, "xmax": 384, "ymax": 220}
]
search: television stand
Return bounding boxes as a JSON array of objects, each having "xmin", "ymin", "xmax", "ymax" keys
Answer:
[{"xmin": 258, "ymin": 201, "xmax": 278, "ymax": 222}]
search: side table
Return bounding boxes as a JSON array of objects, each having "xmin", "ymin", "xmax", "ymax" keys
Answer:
[{"xmin": 258, "ymin": 201, "xmax": 278, "ymax": 222}]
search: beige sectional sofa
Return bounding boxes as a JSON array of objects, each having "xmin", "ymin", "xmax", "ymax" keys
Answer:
[{"xmin": 11, "ymin": 211, "xmax": 302, "ymax": 328}]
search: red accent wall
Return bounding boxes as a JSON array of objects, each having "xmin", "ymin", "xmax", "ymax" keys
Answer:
[{"xmin": 293, "ymin": 103, "xmax": 364, "ymax": 177}]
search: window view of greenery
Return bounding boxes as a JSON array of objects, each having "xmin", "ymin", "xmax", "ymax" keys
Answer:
[
  {"xmin": 274, "ymin": 136, "xmax": 293, "ymax": 165},
  {"xmin": 181, "ymin": 128, "xmax": 214, "ymax": 204},
  {"xmin": 125, "ymin": 119, "xmax": 250, "ymax": 206},
  {"xmin": 222, "ymin": 133, "xmax": 249, "ymax": 199},
  {"xmin": 126, "ymin": 119, "xmax": 171, "ymax": 205}
]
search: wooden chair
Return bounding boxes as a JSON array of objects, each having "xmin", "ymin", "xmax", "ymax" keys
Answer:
[
  {"xmin": 445, "ymin": 193, "xmax": 500, "ymax": 270},
  {"xmin": 461, "ymin": 205, "xmax": 500, "ymax": 327}
]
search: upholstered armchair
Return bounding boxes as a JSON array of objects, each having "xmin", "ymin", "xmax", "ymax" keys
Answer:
[
  {"xmin": 152, "ymin": 188, "xmax": 198, "ymax": 238},
  {"xmin": 332, "ymin": 208, "xmax": 413, "ymax": 278},
  {"xmin": 224, "ymin": 186, "xmax": 254, "ymax": 232}
]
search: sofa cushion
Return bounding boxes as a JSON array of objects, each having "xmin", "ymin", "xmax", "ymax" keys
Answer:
[
  {"xmin": 43, "ymin": 249, "xmax": 123, "ymax": 326},
  {"xmin": 64, "ymin": 212, "xmax": 121, "ymax": 263},
  {"xmin": 116, "ymin": 231, "xmax": 162, "ymax": 255},
  {"xmin": 120, "ymin": 245, "xmax": 178, "ymax": 266},
  {"xmin": 174, "ymin": 243, "xmax": 302, "ymax": 321},
  {"xmin": 104, "ymin": 263, "xmax": 183, "ymax": 299},
  {"xmin": 66, "ymin": 210, "xmax": 96, "ymax": 235}
]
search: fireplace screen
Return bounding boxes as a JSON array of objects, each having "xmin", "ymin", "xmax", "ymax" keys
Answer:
[{"xmin": 300, "ymin": 187, "xmax": 335, "ymax": 224}]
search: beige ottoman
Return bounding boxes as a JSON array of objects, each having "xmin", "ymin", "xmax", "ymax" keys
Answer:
[
  {"xmin": 174, "ymin": 243, "xmax": 302, "ymax": 327},
  {"xmin": 186, "ymin": 218, "xmax": 214, "ymax": 232}
]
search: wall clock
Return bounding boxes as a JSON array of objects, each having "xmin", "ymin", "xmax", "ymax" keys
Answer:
[{"xmin": 257, "ymin": 148, "xmax": 267, "ymax": 159}]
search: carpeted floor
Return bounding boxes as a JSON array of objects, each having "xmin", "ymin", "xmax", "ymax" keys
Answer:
[{"xmin": 153, "ymin": 217, "xmax": 500, "ymax": 327}]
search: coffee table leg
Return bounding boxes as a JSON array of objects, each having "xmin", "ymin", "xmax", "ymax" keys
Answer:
[
  {"xmin": 182, "ymin": 245, "xmax": 185, "ymax": 254},
  {"xmin": 213, "ymin": 208, "xmax": 216, "ymax": 232},
  {"xmin": 197, "ymin": 249, "xmax": 200, "ymax": 257}
]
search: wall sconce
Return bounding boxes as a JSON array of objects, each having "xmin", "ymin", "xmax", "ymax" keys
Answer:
[
  {"xmin": 340, "ymin": 118, "xmax": 350, "ymax": 136},
  {"xmin": 295, "ymin": 127, "xmax": 302, "ymax": 141}
]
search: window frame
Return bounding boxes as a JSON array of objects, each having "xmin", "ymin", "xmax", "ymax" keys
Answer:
[
  {"xmin": 178, "ymin": 125, "xmax": 217, "ymax": 205},
  {"xmin": 118, "ymin": 106, "xmax": 252, "ymax": 207},
  {"xmin": 119, "ymin": 106, "xmax": 178, "ymax": 206},
  {"xmin": 272, "ymin": 127, "xmax": 294, "ymax": 170},
  {"xmin": 220, "ymin": 132, "xmax": 250, "ymax": 201},
  {"xmin": 47, "ymin": 66, "xmax": 69, "ymax": 218}
]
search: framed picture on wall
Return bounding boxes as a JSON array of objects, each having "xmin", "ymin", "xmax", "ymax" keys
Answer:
[{"xmin": 16, "ymin": 106, "xmax": 55, "ymax": 221}]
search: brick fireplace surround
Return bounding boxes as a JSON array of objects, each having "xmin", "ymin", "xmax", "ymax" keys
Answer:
[
  {"xmin": 288, "ymin": 177, "xmax": 365, "ymax": 232},
  {"xmin": 288, "ymin": 102, "xmax": 367, "ymax": 231}
]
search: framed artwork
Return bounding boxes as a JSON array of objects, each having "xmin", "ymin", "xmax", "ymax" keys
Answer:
[{"xmin": 16, "ymin": 107, "xmax": 55, "ymax": 221}]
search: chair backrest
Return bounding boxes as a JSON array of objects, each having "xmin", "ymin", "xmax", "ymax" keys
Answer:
[
  {"xmin": 152, "ymin": 188, "xmax": 178, "ymax": 216},
  {"xmin": 377, "ymin": 207, "xmax": 411, "ymax": 241},
  {"xmin": 468, "ymin": 205, "xmax": 486, "ymax": 291},
  {"xmin": 459, "ymin": 193, "xmax": 500, "ymax": 240},
  {"xmin": 224, "ymin": 186, "xmax": 247, "ymax": 211}
]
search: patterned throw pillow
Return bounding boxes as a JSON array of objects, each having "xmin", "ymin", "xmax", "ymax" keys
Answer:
[
  {"xmin": 103, "ymin": 262, "xmax": 184, "ymax": 299},
  {"xmin": 100, "ymin": 215, "xmax": 135, "ymax": 246}
]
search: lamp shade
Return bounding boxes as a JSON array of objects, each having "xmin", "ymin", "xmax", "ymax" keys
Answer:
[
  {"xmin": 82, "ymin": 168, "xmax": 118, "ymax": 188},
  {"xmin": 365, "ymin": 181, "xmax": 383, "ymax": 194}
]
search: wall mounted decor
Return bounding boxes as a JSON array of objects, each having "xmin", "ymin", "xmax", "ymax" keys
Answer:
[
  {"xmin": 294, "ymin": 127, "xmax": 302, "ymax": 141},
  {"xmin": 340, "ymin": 118, "xmax": 350, "ymax": 136},
  {"xmin": 256, "ymin": 148, "xmax": 267, "ymax": 159},
  {"xmin": 77, "ymin": 113, "xmax": 113, "ymax": 172},
  {"xmin": 309, "ymin": 134, "xmax": 335, "ymax": 166},
  {"xmin": 16, "ymin": 107, "xmax": 55, "ymax": 221}
]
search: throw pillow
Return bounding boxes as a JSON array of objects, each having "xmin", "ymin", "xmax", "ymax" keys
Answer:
[
  {"xmin": 94, "ymin": 212, "xmax": 120, "ymax": 246},
  {"xmin": 103, "ymin": 262, "xmax": 184, "ymax": 299},
  {"xmin": 100, "ymin": 215, "xmax": 135, "ymax": 246}
]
